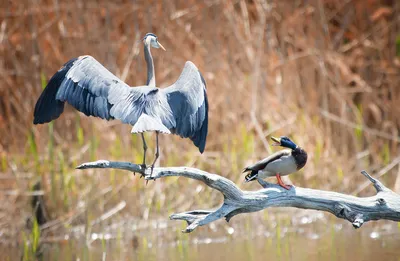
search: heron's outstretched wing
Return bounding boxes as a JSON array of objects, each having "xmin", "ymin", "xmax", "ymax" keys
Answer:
[
  {"xmin": 161, "ymin": 61, "xmax": 208, "ymax": 153},
  {"xmin": 33, "ymin": 56, "xmax": 158, "ymax": 128},
  {"xmin": 33, "ymin": 56, "xmax": 208, "ymax": 152}
]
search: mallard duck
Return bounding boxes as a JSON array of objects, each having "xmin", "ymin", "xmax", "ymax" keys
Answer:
[{"xmin": 243, "ymin": 136, "xmax": 307, "ymax": 190}]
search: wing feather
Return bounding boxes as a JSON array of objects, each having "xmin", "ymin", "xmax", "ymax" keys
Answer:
[
  {"xmin": 243, "ymin": 150, "xmax": 291, "ymax": 172},
  {"xmin": 33, "ymin": 57, "xmax": 209, "ymax": 153},
  {"xmin": 160, "ymin": 61, "xmax": 208, "ymax": 153},
  {"xmin": 34, "ymin": 56, "xmax": 161, "ymax": 129}
]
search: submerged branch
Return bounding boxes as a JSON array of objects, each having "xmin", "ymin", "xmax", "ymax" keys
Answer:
[{"xmin": 77, "ymin": 160, "xmax": 400, "ymax": 233}]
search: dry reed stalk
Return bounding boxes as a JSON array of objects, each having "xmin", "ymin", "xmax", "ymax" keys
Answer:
[{"xmin": 0, "ymin": 0, "xmax": 399, "ymax": 239}]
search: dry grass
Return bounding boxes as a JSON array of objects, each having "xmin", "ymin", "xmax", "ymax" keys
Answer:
[{"xmin": 0, "ymin": 0, "xmax": 400, "ymax": 243}]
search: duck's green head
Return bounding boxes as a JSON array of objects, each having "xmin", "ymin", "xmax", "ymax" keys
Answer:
[{"xmin": 271, "ymin": 136, "xmax": 298, "ymax": 150}]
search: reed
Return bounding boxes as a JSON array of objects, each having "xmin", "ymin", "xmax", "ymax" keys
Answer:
[{"xmin": 0, "ymin": 0, "xmax": 399, "ymax": 243}]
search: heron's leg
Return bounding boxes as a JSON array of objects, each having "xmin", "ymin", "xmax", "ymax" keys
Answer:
[
  {"xmin": 150, "ymin": 132, "xmax": 160, "ymax": 176},
  {"xmin": 141, "ymin": 133, "xmax": 147, "ymax": 173}
]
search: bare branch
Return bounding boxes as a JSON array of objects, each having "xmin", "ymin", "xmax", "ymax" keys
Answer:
[
  {"xmin": 360, "ymin": 170, "xmax": 389, "ymax": 193},
  {"xmin": 76, "ymin": 160, "xmax": 143, "ymax": 173},
  {"xmin": 353, "ymin": 158, "xmax": 400, "ymax": 194},
  {"xmin": 77, "ymin": 160, "xmax": 400, "ymax": 233}
]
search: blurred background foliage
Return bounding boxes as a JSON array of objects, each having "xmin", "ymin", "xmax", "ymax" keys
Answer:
[{"xmin": 0, "ymin": 0, "xmax": 400, "ymax": 244}]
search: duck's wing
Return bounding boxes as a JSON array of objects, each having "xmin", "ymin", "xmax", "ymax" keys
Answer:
[
  {"xmin": 243, "ymin": 150, "xmax": 291, "ymax": 172},
  {"xmin": 160, "ymin": 61, "xmax": 208, "ymax": 153}
]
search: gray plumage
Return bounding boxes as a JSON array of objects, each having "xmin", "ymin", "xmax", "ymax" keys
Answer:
[
  {"xmin": 33, "ymin": 55, "xmax": 208, "ymax": 153},
  {"xmin": 243, "ymin": 150, "xmax": 296, "ymax": 182}
]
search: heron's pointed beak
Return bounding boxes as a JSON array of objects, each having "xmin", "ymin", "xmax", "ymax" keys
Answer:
[
  {"xmin": 271, "ymin": 136, "xmax": 281, "ymax": 146},
  {"xmin": 158, "ymin": 42, "xmax": 166, "ymax": 51}
]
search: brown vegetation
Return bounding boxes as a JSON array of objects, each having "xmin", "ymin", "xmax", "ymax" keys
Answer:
[{"xmin": 0, "ymin": 0, "xmax": 400, "ymax": 242}]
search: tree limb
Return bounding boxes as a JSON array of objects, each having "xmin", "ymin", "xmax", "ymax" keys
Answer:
[{"xmin": 76, "ymin": 160, "xmax": 400, "ymax": 233}]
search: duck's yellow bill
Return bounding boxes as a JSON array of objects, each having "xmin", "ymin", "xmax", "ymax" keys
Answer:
[{"xmin": 271, "ymin": 136, "xmax": 281, "ymax": 146}]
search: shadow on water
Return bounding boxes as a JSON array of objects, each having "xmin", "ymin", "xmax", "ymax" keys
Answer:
[{"xmin": 3, "ymin": 210, "xmax": 400, "ymax": 261}]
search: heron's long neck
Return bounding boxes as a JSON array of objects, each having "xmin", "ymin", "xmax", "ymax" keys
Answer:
[{"xmin": 144, "ymin": 44, "xmax": 156, "ymax": 87}]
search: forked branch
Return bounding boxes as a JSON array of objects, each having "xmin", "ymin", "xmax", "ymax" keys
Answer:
[{"xmin": 77, "ymin": 160, "xmax": 400, "ymax": 233}]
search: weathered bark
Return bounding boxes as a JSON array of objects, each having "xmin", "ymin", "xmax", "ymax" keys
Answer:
[{"xmin": 77, "ymin": 160, "xmax": 400, "ymax": 233}]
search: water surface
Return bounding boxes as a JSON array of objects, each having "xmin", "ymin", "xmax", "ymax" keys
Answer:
[{"xmin": 4, "ymin": 210, "xmax": 400, "ymax": 261}]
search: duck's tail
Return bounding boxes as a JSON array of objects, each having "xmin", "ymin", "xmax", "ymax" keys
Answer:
[{"xmin": 244, "ymin": 170, "xmax": 258, "ymax": 183}]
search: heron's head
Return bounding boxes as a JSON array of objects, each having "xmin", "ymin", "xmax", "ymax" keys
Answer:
[
  {"xmin": 143, "ymin": 33, "xmax": 166, "ymax": 51},
  {"xmin": 271, "ymin": 136, "xmax": 297, "ymax": 150}
]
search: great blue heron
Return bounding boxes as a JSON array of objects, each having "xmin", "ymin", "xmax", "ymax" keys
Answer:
[{"xmin": 33, "ymin": 33, "xmax": 209, "ymax": 173}]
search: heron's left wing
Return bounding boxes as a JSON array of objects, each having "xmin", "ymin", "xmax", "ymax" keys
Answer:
[
  {"xmin": 160, "ymin": 61, "xmax": 208, "ymax": 153},
  {"xmin": 33, "ymin": 55, "xmax": 151, "ymax": 126}
]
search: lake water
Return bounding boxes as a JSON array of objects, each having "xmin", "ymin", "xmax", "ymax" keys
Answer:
[{"xmin": 3, "ymin": 210, "xmax": 399, "ymax": 261}]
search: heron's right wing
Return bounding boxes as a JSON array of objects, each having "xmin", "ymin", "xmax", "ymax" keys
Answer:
[
  {"xmin": 160, "ymin": 61, "xmax": 208, "ymax": 153},
  {"xmin": 33, "ymin": 56, "xmax": 151, "ymax": 126}
]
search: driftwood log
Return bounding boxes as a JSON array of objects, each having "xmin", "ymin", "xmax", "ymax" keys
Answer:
[{"xmin": 77, "ymin": 160, "xmax": 400, "ymax": 233}]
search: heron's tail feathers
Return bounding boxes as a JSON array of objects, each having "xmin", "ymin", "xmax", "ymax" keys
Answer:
[
  {"xmin": 33, "ymin": 58, "xmax": 78, "ymax": 124},
  {"xmin": 131, "ymin": 114, "xmax": 171, "ymax": 134}
]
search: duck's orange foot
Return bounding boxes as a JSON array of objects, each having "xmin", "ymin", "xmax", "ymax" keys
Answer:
[
  {"xmin": 275, "ymin": 173, "xmax": 292, "ymax": 190},
  {"xmin": 279, "ymin": 183, "xmax": 292, "ymax": 190}
]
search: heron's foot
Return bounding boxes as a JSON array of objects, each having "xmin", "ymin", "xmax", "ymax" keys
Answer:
[
  {"xmin": 138, "ymin": 164, "xmax": 148, "ymax": 178},
  {"xmin": 143, "ymin": 165, "xmax": 157, "ymax": 185},
  {"xmin": 137, "ymin": 165, "xmax": 156, "ymax": 184}
]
